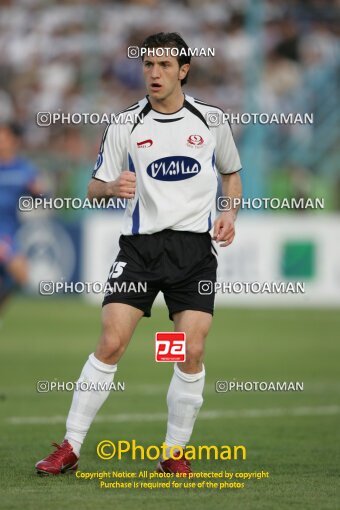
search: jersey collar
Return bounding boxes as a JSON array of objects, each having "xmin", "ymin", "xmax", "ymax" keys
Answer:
[{"xmin": 145, "ymin": 93, "xmax": 186, "ymax": 115}]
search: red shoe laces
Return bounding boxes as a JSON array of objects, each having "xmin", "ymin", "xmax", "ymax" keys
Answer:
[
  {"xmin": 171, "ymin": 453, "xmax": 191, "ymax": 472},
  {"xmin": 179, "ymin": 459, "xmax": 191, "ymax": 472},
  {"xmin": 45, "ymin": 442, "xmax": 70, "ymax": 462}
]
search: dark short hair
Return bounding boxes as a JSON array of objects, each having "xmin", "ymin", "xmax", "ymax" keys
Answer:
[{"xmin": 141, "ymin": 32, "xmax": 191, "ymax": 85}]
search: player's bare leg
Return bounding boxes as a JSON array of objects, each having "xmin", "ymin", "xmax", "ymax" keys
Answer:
[
  {"xmin": 94, "ymin": 303, "xmax": 144, "ymax": 364},
  {"xmin": 7, "ymin": 254, "xmax": 29, "ymax": 286},
  {"xmin": 65, "ymin": 303, "xmax": 143, "ymax": 450},
  {"xmin": 158, "ymin": 310, "xmax": 212, "ymax": 474},
  {"xmin": 174, "ymin": 309, "xmax": 211, "ymax": 373},
  {"xmin": 36, "ymin": 303, "xmax": 143, "ymax": 475}
]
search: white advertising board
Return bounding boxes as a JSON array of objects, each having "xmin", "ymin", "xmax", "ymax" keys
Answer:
[{"xmin": 83, "ymin": 213, "xmax": 340, "ymax": 307}]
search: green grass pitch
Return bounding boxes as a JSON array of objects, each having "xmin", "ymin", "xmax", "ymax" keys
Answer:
[{"xmin": 1, "ymin": 298, "xmax": 339, "ymax": 510}]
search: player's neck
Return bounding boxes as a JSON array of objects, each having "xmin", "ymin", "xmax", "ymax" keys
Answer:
[{"xmin": 148, "ymin": 90, "xmax": 185, "ymax": 114}]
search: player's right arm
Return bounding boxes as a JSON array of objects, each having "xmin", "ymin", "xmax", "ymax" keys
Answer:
[
  {"xmin": 88, "ymin": 122, "xmax": 135, "ymax": 199},
  {"xmin": 87, "ymin": 173, "xmax": 135, "ymax": 200}
]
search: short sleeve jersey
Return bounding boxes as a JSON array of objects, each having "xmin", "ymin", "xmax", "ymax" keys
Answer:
[{"xmin": 92, "ymin": 94, "xmax": 242, "ymax": 235}]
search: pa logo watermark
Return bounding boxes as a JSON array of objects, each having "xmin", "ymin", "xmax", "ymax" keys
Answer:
[{"xmin": 155, "ymin": 332, "xmax": 186, "ymax": 362}]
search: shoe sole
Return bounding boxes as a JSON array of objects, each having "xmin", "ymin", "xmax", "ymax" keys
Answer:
[{"xmin": 36, "ymin": 462, "xmax": 78, "ymax": 476}]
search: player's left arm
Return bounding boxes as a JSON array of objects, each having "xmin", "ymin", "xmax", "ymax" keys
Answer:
[
  {"xmin": 213, "ymin": 172, "xmax": 242, "ymax": 247},
  {"xmin": 212, "ymin": 116, "xmax": 242, "ymax": 248}
]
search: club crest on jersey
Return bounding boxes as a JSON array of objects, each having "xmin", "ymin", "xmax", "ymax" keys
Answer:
[
  {"xmin": 94, "ymin": 151, "xmax": 103, "ymax": 170},
  {"xmin": 187, "ymin": 134, "xmax": 204, "ymax": 148},
  {"xmin": 137, "ymin": 139, "xmax": 153, "ymax": 148},
  {"xmin": 146, "ymin": 156, "xmax": 201, "ymax": 181}
]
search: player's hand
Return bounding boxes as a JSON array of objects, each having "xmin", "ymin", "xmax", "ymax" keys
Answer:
[
  {"xmin": 109, "ymin": 171, "xmax": 136, "ymax": 199},
  {"xmin": 212, "ymin": 211, "xmax": 236, "ymax": 247}
]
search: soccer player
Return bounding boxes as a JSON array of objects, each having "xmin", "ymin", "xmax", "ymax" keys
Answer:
[
  {"xmin": 36, "ymin": 32, "xmax": 242, "ymax": 475},
  {"xmin": 0, "ymin": 123, "xmax": 43, "ymax": 312}
]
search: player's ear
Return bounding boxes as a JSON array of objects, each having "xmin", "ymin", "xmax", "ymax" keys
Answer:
[{"xmin": 179, "ymin": 63, "xmax": 190, "ymax": 81}]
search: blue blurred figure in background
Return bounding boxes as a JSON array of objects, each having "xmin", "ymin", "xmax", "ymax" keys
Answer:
[{"xmin": 0, "ymin": 122, "xmax": 43, "ymax": 312}]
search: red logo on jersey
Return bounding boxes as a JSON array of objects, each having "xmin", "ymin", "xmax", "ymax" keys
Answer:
[
  {"xmin": 187, "ymin": 134, "xmax": 204, "ymax": 146},
  {"xmin": 137, "ymin": 139, "xmax": 153, "ymax": 148},
  {"xmin": 155, "ymin": 332, "xmax": 186, "ymax": 362}
]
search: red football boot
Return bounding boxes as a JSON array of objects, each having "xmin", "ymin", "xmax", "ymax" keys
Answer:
[
  {"xmin": 35, "ymin": 440, "xmax": 79, "ymax": 475},
  {"xmin": 157, "ymin": 450, "xmax": 192, "ymax": 475}
]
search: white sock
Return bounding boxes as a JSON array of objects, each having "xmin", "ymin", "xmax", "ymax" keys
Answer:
[
  {"xmin": 163, "ymin": 363, "xmax": 205, "ymax": 458},
  {"xmin": 65, "ymin": 353, "xmax": 117, "ymax": 456}
]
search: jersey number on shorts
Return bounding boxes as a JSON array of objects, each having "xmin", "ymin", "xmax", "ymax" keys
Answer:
[{"xmin": 108, "ymin": 261, "xmax": 127, "ymax": 279}]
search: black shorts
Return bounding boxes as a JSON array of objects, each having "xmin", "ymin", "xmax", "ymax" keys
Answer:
[{"xmin": 102, "ymin": 229, "xmax": 217, "ymax": 320}]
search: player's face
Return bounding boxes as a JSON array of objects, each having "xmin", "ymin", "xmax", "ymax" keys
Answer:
[{"xmin": 143, "ymin": 55, "xmax": 189, "ymax": 102}]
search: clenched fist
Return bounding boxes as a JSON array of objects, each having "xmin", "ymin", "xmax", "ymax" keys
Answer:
[{"xmin": 108, "ymin": 171, "xmax": 136, "ymax": 199}]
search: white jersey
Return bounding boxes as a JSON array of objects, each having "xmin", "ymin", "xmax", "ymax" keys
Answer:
[{"xmin": 92, "ymin": 94, "xmax": 241, "ymax": 235}]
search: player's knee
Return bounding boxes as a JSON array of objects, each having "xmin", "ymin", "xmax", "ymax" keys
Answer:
[
  {"xmin": 16, "ymin": 270, "xmax": 28, "ymax": 286},
  {"xmin": 185, "ymin": 342, "xmax": 204, "ymax": 366},
  {"xmin": 7, "ymin": 257, "xmax": 28, "ymax": 286},
  {"xmin": 97, "ymin": 328, "xmax": 126, "ymax": 362}
]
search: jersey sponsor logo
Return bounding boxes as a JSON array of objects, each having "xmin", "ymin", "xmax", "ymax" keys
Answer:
[
  {"xmin": 155, "ymin": 332, "xmax": 186, "ymax": 362},
  {"xmin": 187, "ymin": 134, "xmax": 204, "ymax": 146},
  {"xmin": 147, "ymin": 156, "xmax": 201, "ymax": 181},
  {"xmin": 137, "ymin": 139, "xmax": 153, "ymax": 148}
]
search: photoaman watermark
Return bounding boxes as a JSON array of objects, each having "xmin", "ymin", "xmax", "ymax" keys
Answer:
[{"xmin": 97, "ymin": 440, "xmax": 246, "ymax": 461}]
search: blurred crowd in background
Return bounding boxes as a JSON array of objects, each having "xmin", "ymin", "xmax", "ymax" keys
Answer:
[{"xmin": 0, "ymin": 0, "xmax": 339, "ymax": 213}]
